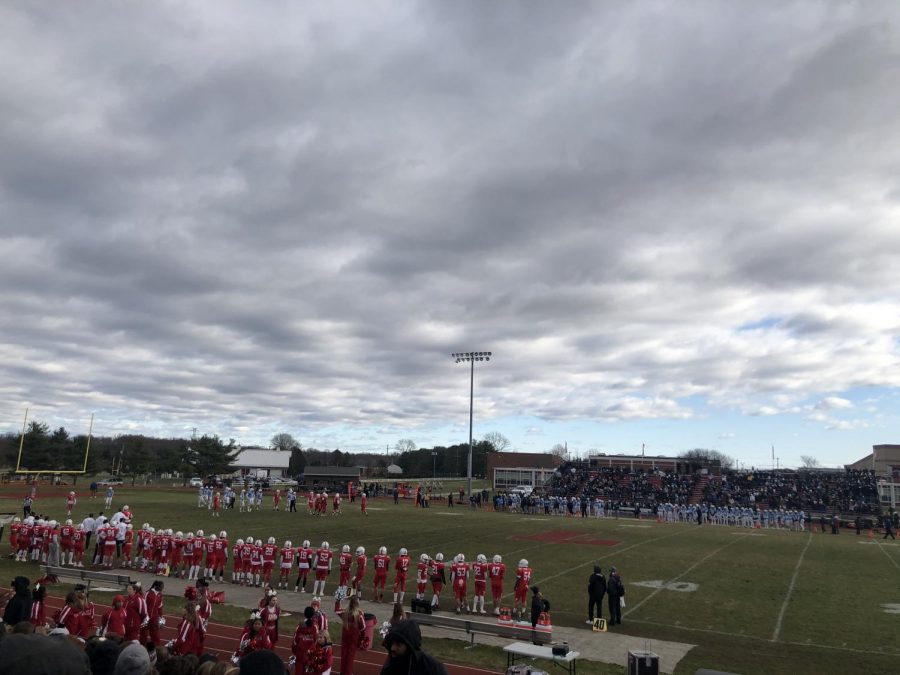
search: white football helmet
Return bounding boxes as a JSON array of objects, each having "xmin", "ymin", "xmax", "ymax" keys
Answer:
[
  {"xmin": 399, "ymin": 547, "xmax": 408, "ymax": 556},
  {"xmin": 210, "ymin": 534, "xmax": 217, "ymax": 541},
  {"xmin": 420, "ymin": 553, "xmax": 429, "ymax": 562},
  {"xmin": 187, "ymin": 532, "xmax": 194, "ymax": 539},
  {"xmin": 220, "ymin": 531, "xmax": 227, "ymax": 539},
  {"xmin": 435, "ymin": 553, "xmax": 444, "ymax": 562},
  {"xmin": 492, "ymin": 554, "xmax": 502, "ymax": 564},
  {"xmin": 342, "ymin": 544, "xmax": 350, "ymax": 553},
  {"xmin": 126, "ymin": 523, "xmax": 133, "ymax": 531},
  {"xmin": 255, "ymin": 539, "xmax": 262, "ymax": 546},
  {"xmin": 518, "ymin": 559, "xmax": 528, "ymax": 567},
  {"xmin": 285, "ymin": 540, "xmax": 292, "ymax": 548},
  {"xmin": 236, "ymin": 538, "xmax": 244, "ymax": 546},
  {"xmin": 166, "ymin": 528, "xmax": 173, "ymax": 536},
  {"xmin": 379, "ymin": 546, "xmax": 387, "ymax": 555},
  {"xmin": 458, "ymin": 553, "xmax": 465, "ymax": 562},
  {"xmin": 268, "ymin": 536, "xmax": 276, "ymax": 544},
  {"xmin": 175, "ymin": 531, "xmax": 183, "ymax": 539},
  {"xmin": 69, "ymin": 491, "xmax": 75, "ymax": 496},
  {"xmin": 197, "ymin": 529, "xmax": 205, "ymax": 537},
  {"xmin": 321, "ymin": 541, "xmax": 329, "ymax": 550},
  {"xmin": 477, "ymin": 554, "xmax": 487, "ymax": 563},
  {"xmin": 142, "ymin": 523, "xmax": 150, "ymax": 531},
  {"xmin": 356, "ymin": 546, "xmax": 365, "ymax": 556},
  {"xmin": 65, "ymin": 519, "xmax": 73, "ymax": 526},
  {"xmin": 303, "ymin": 540, "xmax": 311, "ymax": 548},
  {"xmin": 123, "ymin": 505, "xmax": 129, "ymax": 511}
]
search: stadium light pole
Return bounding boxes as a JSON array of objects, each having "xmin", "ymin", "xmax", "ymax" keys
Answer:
[{"xmin": 452, "ymin": 351, "xmax": 492, "ymax": 499}]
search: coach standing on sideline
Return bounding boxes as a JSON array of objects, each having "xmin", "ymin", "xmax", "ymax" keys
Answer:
[
  {"xmin": 586, "ymin": 565, "xmax": 606, "ymax": 624},
  {"xmin": 607, "ymin": 567, "xmax": 624, "ymax": 626}
]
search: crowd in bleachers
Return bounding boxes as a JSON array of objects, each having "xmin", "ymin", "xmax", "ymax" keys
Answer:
[
  {"xmin": 704, "ymin": 468, "xmax": 880, "ymax": 514},
  {"xmin": 541, "ymin": 461, "xmax": 882, "ymax": 516}
]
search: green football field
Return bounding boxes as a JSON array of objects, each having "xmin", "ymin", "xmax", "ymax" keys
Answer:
[{"xmin": 2, "ymin": 484, "xmax": 898, "ymax": 674}]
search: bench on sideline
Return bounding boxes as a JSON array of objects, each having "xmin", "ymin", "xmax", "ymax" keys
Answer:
[
  {"xmin": 41, "ymin": 565, "xmax": 132, "ymax": 596},
  {"xmin": 406, "ymin": 611, "xmax": 553, "ymax": 646}
]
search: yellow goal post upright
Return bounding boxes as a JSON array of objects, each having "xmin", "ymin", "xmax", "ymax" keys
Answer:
[{"xmin": 14, "ymin": 409, "xmax": 94, "ymax": 474}]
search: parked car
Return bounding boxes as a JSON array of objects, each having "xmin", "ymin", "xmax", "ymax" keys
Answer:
[
  {"xmin": 510, "ymin": 485, "xmax": 534, "ymax": 496},
  {"xmin": 97, "ymin": 477, "xmax": 124, "ymax": 487},
  {"xmin": 189, "ymin": 476, "xmax": 203, "ymax": 487}
]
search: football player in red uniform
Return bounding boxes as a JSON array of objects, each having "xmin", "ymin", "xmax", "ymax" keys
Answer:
[
  {"xmin": 214, "ymin": 530, "xmax": 229, "ymax": 583},
  {"xmin": 66, "ymin": 491, "xmax": 77, "ymax": 517},
  {"xmin": 250, "ymin": 538, "xmax": 264, "ymax": 587},
  {"xmin": 279, "ymin": 540, "xmax": 295, "ymax": 589},
  {"xmin": 231, "ymin": 538, "xmax": 244, "ymax": 584},
  {"xmin": 372, "ymin": 545, "xmax": 390, "ymax": 602},
  {"xmin": 392, "ymin": 547, "xmax": 411, "ymax": 604},
  {"xmin": 415, "ymin": 553, "xmax": 430, "ymax": 601},
  {"xmin": 60, "ymin": 519, "xmax": 75, "ymax": 565},
  {"xmin": 451, "ymin": 553, "xmax": 470, "ymax": 614},
  {"xmin": 488, "ymin": 554, "xmax": 506, "ymax": 615},
  {"xmin": 295, "ymin": 539, "xmax": 313, "ymax": 592},
  {"xmin": 262, "ymin": 536, "xmax": 278, "ymax": 586},
  {"xmin": 429, "ymin": 552, "xmax": 446, "ymax": 610},
  {"xmin": 472, "ymin": 553, "xmax": 489, "ymax": 614},
  {"xmin": 352, "ymin": 546, "xmax": 367, "ymax": 599},
  {"xmin": 312, "ymin": 541, "xmax": 333, "ymax": 597},
  {"xmin": 337, "ymin": 544, "xmax": 353, "ymax": 597},
  {"xmin": 514, "ymin": 558, "xmax": 533, "ymax": 620}
]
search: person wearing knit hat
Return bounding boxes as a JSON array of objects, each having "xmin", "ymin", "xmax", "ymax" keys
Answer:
[{"xmin": 114, "ymin": 642, "xmax": 151, "ymax": 675}]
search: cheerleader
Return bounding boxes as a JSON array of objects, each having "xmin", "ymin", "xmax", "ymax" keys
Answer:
[
  {"xmin": 232, "ymin": 611, "xmax": 273, "ymax": 663},
  {"xmin": 305, "ymin": 627, "xmax": 334, "ymax": 675},
  {"xmin": 169, "ymin": 601, "xmax": 204, "ymax": 657}
]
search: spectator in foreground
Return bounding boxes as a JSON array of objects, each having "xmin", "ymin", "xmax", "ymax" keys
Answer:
[
  {"xmin": 380, "ymin": 619, "xmax": 447, "ymax": 675},
  {"xmin": 0, "ymin": 633, "xmax": 91, "ymax": 675},
  {"xmin": 3, "ymin": 577, "xmax": 32, "ymax": 626}
]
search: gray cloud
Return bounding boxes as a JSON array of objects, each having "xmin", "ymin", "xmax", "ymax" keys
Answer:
[{"xmin": 2, "ymin": 1, "xmax": 900, "ymax": 450}]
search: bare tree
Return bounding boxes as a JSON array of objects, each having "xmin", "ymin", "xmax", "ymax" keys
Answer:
[
  {"xmin": 800, "ymin": 455, "xmax": 820, "ymax": 469},
  {"xmin": 271, "ymin": 433, "xmax": 300, "ymax": 452},
  {"xmin": 395, "ymin": 438, "xmax": 417, "ymax": 454},
  {"xmin": 549, "ymin": 443, "xmax": 568, "ymax": 460},
  {"xmin": 483, "ymin": 431, "xmax": 510, "ymax": 452},
  {"xmin": 679, "ymin": 448, "xmax": 735, "ymax": 470}
]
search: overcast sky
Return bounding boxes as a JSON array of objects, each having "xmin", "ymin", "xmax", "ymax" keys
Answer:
[{"xmin": 2, "ymin": 1, "xmax": 899, "ymax": 469}]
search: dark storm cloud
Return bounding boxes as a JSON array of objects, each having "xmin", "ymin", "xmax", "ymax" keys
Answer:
[{"xmin": 2, "ymin": 1, "xmax": 900, "ymax": 448}]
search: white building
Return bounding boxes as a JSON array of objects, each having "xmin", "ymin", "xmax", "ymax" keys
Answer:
[{"xmin": 232, "ymin": 447, "xmax": 291, "ymax": 479}]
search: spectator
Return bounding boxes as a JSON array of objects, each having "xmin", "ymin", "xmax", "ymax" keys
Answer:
[
  {"xmin": 587, "ymin": 565, "xmax": 606, "ymax": 625},
  {"xmin": 607, "ymin": 567, "xmax": 625, "ymax": 626},
  {"xmin": 380, "ymin": 620, "xmax": 447, "ymax": 675},
  {"xmin": 3, "ymin": 577, "xmax": 32, "ymax": 626},
  {"xmin": 0, "ymin": 633, "xmax": 91, "ymax": 675},
  {"xmin": 114, "ymin": 641, "xmax": 152, "ymax": 675}
]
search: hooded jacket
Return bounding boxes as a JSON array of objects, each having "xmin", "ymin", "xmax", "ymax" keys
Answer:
[
  {"xmin": 380, "ymin": 619, "xmax": 448, "ymax": 675},
  {"xmin": 3, "ymin": 577, "xmax": 33, "ymax": 626},
  {"xmin": 588, "ymin": 566, "xmax": 607, "ymax": 597}
]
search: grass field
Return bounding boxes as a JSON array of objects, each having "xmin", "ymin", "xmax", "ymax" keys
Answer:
[{"xmin": 1, "ymin": 484, "xmax": 898, "ymax": 674}]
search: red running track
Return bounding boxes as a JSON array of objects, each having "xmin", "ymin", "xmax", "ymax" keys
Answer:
[{"xmin": 44, "ymin": 595, "xmax": 501, "ymax": 675}]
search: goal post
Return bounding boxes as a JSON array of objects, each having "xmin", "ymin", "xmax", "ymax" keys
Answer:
[{"xmin": 14, "ymin": 410, "xmax": 94, "ymax": 474}]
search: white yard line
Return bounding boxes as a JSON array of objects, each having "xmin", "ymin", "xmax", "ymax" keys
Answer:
[
  {"xmin": 500, "ymin": 528, "xmax": 690, "ymax": 599},
  {"xmin": 624, "ymin": 533, "xmax": 751, "ymax": 617},
  {"xmin": 771, "ymin": 531, "xmax": 812, "ymax": 642},
  {"xmin": 628, "ymin": 618, "xmax": 898, "ymax": 657},
  {"xmin": 875, "ymin": 540, "xmax": 900, "ymax": 571}
]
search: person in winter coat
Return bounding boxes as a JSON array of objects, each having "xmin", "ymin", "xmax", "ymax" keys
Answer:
[
  {"xmin": 3, "ymin": 576, "xmax": 33, "ymax": 626},
  {"xmin": 587, "ymin": 565, "xmax": 607, "ymax": 624},
  {"xmin": 530, "ymin": 586, "xmax": 550, "ymax": 630},
  {"xmin": 380, "ymin": 619, "xmax": 448, "ymax": 675},
  {"xmin": 607, "ymin": 566, "xmax": 625, "ymax": 626}
]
